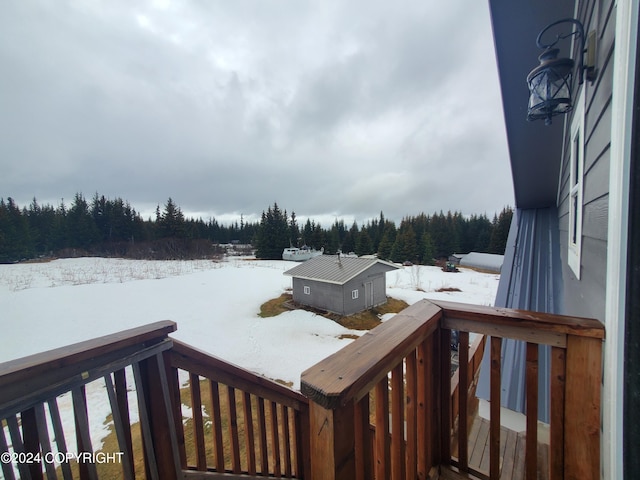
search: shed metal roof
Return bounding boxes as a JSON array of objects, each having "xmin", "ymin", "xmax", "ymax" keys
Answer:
[{"xmin": 283, "ymin": 255, "xmax": 399, "ymax": 285}]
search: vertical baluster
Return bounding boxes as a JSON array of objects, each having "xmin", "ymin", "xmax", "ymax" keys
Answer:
[
  {"xmin": 209, "ymin": 381, "xmax": 225, "ymax": 472},
  {"xmin": 0, "ymin": 418, "xmax": 17, "ymax": 480},
  {"xmin": 168, "ymin": 366, "xmax": 187, "ymax": 470},
  {"xmin": 21, "ymin": 407, "xmax": 42, "ymax": 480},
  {"xmin": 281, "ymin": 405, "xmax": 292, "ymax": 477},
  {"xmin": 257, "ymin": 397, "xmax": 269, "ymax": 474},
  {"xmin": 405, "ymin": 349, "xmax": 418, "ymax": 480},
  {"xmin": 354, "ymin": 393, "xmax": 372, "ymax": 480},
  {"xmin": 526, "ymin": 342, "xmax": 539, "ymax": 479},
  {"xmin": 72, "ymin": 386, "xmax": 99, "ymax": 480},
  {"xmin": 458, "ymin": 331, "xmax": 470, "ymax": 472},
  {"xmin": 297, "ymin": 405, "xmax": 311, "ymax": 480},
  {"xmin": 440, "ymin": 328, "xmax": 452, "ymax": 466},
  {"xmin": 375, "ymin": 376, "xmax": 390, "ymax": 480},
  {"xmin": 391, "ymin": 363, "xmax": 406, "ymax": 479},
  {"xmin": 293, "ymin": 408, "xmax": 303, "ymax": 478},
  {"xmin": 113, "ymin": 368, "xmax": 136, "ymax": 472},
  {"xmin": 227, "ymin": 386, "xmax": 241, "ymax": 473},
  {"xmin": 38, "ymin": 409, "xmax": 58, "ymax": 479},
  {"xmin": 189, "ymin": 373, "xmax": 207, "ymax": 471},
  {"xmin": 269, "ymin": 401, "xmax": 282, "ymax": 477},
  {"xmin": 47, "ymin": 398, "xmax": 74, "ymax": 480},
  {"xmin": 549, "ymin": 346, "xmax": 566, "ymax": 480},
  {"xmin": 6, "ymin": 415, "xmax": 31, "ymax": 480},
  {"xmin": 103, "ymin": 374, "xmax": 135, "ymax": 480},
  {"xmin": 489, "ymin": 336, "xmax": 502, "ymax": 480},
  {"xmin": 243, "ymin": 392, "xmax": 257, "ymax": 475},
  {"xmin": 417, "ymin": 336, "xmax": 434, "ymax": 475}
]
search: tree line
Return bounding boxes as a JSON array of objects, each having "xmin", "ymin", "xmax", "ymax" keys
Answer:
[
  {"xmin": 254, "ymin": 202, "xmax": 512, "ymax": 263},
  {"xmin": 0, "ymin": 194, "xmax": 257, "ymax": 263},
  {"xmin": 0, "ymin": 194, "xmax": 512, "ymax": 264}
]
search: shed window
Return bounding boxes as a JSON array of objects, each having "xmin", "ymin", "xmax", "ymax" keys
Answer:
[
  {"xmin": 303, "ymin": 286, "xmax": 310, "ymax": 295},
  {"xmin": 352, "ymin": 289, "xmax": 359, "ymax": 299},
  {"xmin": 568, "ymin": 87, "xmax": 584, "ymax": 279}
]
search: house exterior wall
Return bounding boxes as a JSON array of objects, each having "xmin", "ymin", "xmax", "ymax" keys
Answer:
[
  {"xmin": 555, "ymin": 2, "xmax": 639, "ymax": 478},
  {"xmin": 557, "ymin": 0, "xmax": 615, "ymax": 322}
]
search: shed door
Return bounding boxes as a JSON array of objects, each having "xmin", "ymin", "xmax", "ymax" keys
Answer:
[{"xmin": 365, "ymin": 281, "xmax": 373, "ymax": 308}]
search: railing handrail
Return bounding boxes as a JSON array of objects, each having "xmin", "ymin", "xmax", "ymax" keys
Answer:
[
  {"xmin": 433, "ymin": 300, "xmax": 605, "ymax": 339},
  {"xmin": 300, "ymin": 300, "xmax": 443, "ymax": 410},
  {"xmin": 0, "ymin": 321, "xmax": 177, "ymax": 415},
  {"xmin": 300, "ymin": 298, "xmax": 605, "ymax": 410},
  {"xmin": 169, "ymin": 338, "xmax": 308, "ymax": 410},
  {"xmin": 0, "ymin": 320, "xmax": 177, "ymax": 385}
]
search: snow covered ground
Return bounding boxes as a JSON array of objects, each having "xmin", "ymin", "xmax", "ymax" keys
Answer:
[
  {"xmin": 0, "ymin": 257, "xmax": 499, "ymax": 381},
  {"xmin": 0, "ymin": 256, "xmax": 499, "ymax": 457}
]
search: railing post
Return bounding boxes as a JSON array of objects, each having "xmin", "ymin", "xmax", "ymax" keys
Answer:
[
  {"xmin": 564, "ymin": 335, "xmax": 602, "ymax": 480},
  {"xmin": 308, "ymin": 401, "xmax": 355, "ymax": 480},
  {"xmin": 137, "ymin": 352, "xmax": 182, "ymax": 480}
]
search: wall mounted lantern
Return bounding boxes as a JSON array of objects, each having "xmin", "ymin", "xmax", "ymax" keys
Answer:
[{"xmin": 527, "ymin": 18, "xmax": 597, "ymax": 125}]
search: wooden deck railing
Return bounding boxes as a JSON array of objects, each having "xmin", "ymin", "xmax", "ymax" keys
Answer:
[
  {"xmin": 0, "ymin": 300, "xmax": 604, "ymax": 480},
  {"xmin": 167, "ymin": 340, "xmax": 310, "ymax": 479},
  {"xmin": 0, "ymin": 321, "xmax": 181, "ymax": 480},
  {"xmin": 0, "ymin": 322, "xmax": 309, "ymax": 480},
  {"xmin": 300, "ymin": 299, "xmax": 604, "ymax": 480}
]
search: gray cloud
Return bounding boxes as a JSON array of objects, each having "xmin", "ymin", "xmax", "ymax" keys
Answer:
[{"xmin": 0, "ymin": 0, "xmax": 514, "ymax": 226}]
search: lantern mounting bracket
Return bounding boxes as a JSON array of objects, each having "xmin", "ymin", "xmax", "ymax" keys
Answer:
[{"xmin": 535, "ymin": 18, "xmax": 596, "ymax": 85}]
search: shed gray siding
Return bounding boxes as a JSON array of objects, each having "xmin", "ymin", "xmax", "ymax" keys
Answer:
[
  {"xmin": 287, "ymin": 257, "xmax": 398, "ymax": 315},
  {"xmin": 292, "ymin": 267, "xmax": 389, "ymax": 315},
  {"xmin": 342, "ymin": 266, "xmax": 389, "ymax": 315},
  {"xmin": 292, "ymin": 278, "xmax": 343, "ymax": 313}
]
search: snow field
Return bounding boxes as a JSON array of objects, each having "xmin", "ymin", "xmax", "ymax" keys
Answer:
[{"xmin": 0, "ymin": 257, "xmax": 499, "ymax": 459}]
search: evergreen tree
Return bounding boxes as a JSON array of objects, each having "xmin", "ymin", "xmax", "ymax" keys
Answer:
[
  {"xmin": 422, "ymin": 232, "xmax": 436, "ymax": 265},
  {"xmin": 255, "ymin": 202, "xmax": 290, "ymax": 259},
  {"xmin": 377, "ymin": 223, "xmax": 396, "ymax": 260},
  {"xmin": 158, "ymin": 198, "xmax": 186, "ymax": 238},
  {"xmin": 340, "ymin": 222, "xmax": 358, "ymax": 254},
  {"xmin": 355, "ymin": 229, "xmax": 374, "ymax": 256},
  {"xmin": 289, "ymin": 212, "xmax": 299, "ymax": 247},
  {"xmin": 489, "ymin": 207, "xmax": 513, "ymax": 254},
  {"xmin": 391, "ymin": 224, "xmax": 417, "ymax": 263},
  {"xmin": 67, "ymin": 193, "xmax": 98, "ymax": 249},
  {"xmin": 326, "ymin": 221, "xmax": 343, "ymax": 254},
  {"xmin": 302, "ymin": 219, "xmax": 313, "ymax": 246},
  {"xmin": 0, "ymin": 198, "xmax": 32, "ymax": 262}
]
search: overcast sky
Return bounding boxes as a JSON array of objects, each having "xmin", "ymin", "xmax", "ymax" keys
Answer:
[{"xmin": 0, "ymin": 0, "xmax": 514, "ymax": 227}]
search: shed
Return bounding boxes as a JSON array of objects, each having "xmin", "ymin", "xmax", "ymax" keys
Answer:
[
  {"xmin": 459, "ymin": 252, "xmax": 503, "ymax": 273},
  {"xmin": 283, "ymin": 255, "xmax": 400, "ymax": 316}
]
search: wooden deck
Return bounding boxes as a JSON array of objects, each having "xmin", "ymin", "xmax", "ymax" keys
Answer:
[
  {"xmin": 0, "ymin": 300, "xmax": 603, "ymax": 480},
  {"xmin": 450, "ymin": 415, "xmax": 549, "ymax": 480}
]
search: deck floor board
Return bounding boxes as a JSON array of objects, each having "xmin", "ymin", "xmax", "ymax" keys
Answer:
[{"xmin": 460, "ymin": 416, "xmax": 548, "ymax": 480}]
